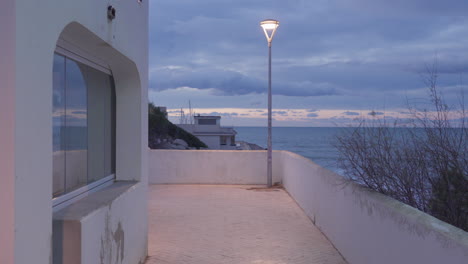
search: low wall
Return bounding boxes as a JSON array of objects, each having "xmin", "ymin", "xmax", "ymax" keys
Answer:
[
  {"xmin": 279, "ymin": 151, "xmax": 468, "ymax": 264},
  {"xmin": 148, "ymin": 149, "xmax": 468, "ymax": 264},
  {"xmin": 149, "ymin": 150, "xmax": 282, "ymax": 184},
  {"xmin": 53, "ymin": 182, "xmax": 148, "ymax": 264}
]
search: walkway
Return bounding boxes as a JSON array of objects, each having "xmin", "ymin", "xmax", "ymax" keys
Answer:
[{"xmin": 146, "ymin": 185, "xmax": 346, "ymax": 264}]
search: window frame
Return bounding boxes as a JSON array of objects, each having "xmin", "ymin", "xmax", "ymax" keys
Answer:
[
  {"xmin": 198, "ymin": 119, "xmax": 217, "ymax": 125},
  {"xmin": 52, "ymin": 40, "xmax": 116, "ymax": 211}
]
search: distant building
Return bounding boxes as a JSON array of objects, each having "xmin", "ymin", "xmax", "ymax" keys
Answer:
[{"xmin": 178, "ymin": 115, "xmax": 237, "ymax": 149}]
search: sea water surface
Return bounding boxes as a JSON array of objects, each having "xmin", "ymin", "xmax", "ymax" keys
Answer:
[{"xmin": 234, "ymin": 127, "xmax": 344, "ymax": 175}]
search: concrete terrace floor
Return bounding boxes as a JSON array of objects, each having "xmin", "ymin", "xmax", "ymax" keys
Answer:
[{"xmin": 146, "ymin": 185, "xmax": 347, "ymax": 264}]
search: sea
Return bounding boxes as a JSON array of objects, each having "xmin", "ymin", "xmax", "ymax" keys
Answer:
[{"xmin": 234, "ymin": 127, "xmax": 345, "ymax": 175}]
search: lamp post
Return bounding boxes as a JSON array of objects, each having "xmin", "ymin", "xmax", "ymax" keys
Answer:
[{"xmin": 260, "ymin": 19, "xmax": 279, "ymax": 188}]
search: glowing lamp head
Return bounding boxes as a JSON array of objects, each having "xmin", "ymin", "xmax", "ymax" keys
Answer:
[{"xmin": 260, "ymin": 19, "xmax": 279, "ymax": 43}]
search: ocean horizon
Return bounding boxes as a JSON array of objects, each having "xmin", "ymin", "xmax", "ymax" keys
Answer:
[{"xmin": 234, "ymin": 126, "xmax": 345, "ymax": 175}]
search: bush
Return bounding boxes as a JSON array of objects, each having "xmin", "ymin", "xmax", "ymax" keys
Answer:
[{"xmin": 335, "ymin": 67, "xmax": 468, "ymax": 231}]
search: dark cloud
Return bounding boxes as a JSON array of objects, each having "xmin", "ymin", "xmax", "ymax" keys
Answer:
[
  {"xmin": 150, "ymin": 1, "xmax": 468, "ymax": 110},
  {"xmin": 207, "ymin": 112, "xmax": 238, "ymax": 117},
  {"xmin": 151, "ymin": 67, "xmax": 264, "ymax": 95},
  {"xmin": 307, "ymin": 113, "xmax": 319, "ymax": 118},
  {"xmin": 368, "ymin": 111, "xmax": 385, "ymax": 116},
  {"xmin": 272, "ymin": 111, "xmax": 288, "ymax": 116},
  {"xmin": 342, "ymin": 111, "xmax": 360, "ymax": 116},
  {"xmin": 150, "ymin": 66, "xmax": 341, "ymax": 97},
  {"xmin": 260, "ymin": 111, "xmax": 288, "ymax": 116}
]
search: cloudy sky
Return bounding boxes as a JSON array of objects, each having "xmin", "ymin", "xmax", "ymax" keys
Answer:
[{"xmin": 149, "ymin": 0, "xmax": 468, "ymax": 126}]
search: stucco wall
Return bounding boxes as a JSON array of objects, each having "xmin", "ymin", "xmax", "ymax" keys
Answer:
[
  {"xmin": 0, "ymin": 1, "xmax": 16, "ymax": 263},
  {"xmin": 0, "ymin": 0, "xmax": 148, "ymax": 263},
  {"xmin": 149, "ymin": 150, "xmax": 282, "ymax": 184},
  {"xmin": 193, "ymin": 124, "xmax": 221, "ymax": 133},
  {"xmin": 197, "ymin": 135, "xmax": 221, "ymax": 149},
  {"xmin": 280, "ymin": 151, "xmax": 468, "ymax": 264},
  {"xmin": 148, "ymin": 150, "xmax": 468, "ymax": 264},
  {"xmin": 53, "ymin": 182, "xmax": 147, "ymax": 264}
]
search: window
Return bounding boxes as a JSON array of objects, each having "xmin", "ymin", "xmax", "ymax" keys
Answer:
[
  {"xmin": 198, "ymin": 119, "xmax": 216, "ymax": 125},
  {"xmin": 220, "ymin": 136, "xmax": 227, "ymax": 145},
  {"xmin": 52, "ymin": 52, "xmax": 115, "ymax": 200}
]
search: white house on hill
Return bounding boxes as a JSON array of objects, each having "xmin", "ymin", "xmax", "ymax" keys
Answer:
[{"xmin": 178, "ymin": 115, "xmax": 237, "ymax": 149}]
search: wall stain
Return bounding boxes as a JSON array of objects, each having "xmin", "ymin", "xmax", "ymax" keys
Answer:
[
  {"xmin": 99, "ymin": 210, "xmax": 126, "ymax": 264},
  {"xmin": 100, "ymin": 212, "xmax": 113, "ymax": 264},
  {"xmin": 113, "ymin": 222, "xmax": 125, "ymax": 263}
]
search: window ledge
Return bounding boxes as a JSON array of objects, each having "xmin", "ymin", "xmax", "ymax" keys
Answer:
[{"xmin": 53, "ymin": 181, "xmax": 138, "ymax": 221}]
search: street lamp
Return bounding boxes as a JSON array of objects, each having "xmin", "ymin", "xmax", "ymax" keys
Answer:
[{"xmin": 260, "ymin": 19, "xmax": 279, "ymax": 188}]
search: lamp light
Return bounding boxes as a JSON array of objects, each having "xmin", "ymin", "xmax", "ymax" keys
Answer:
[
  {"xmin": 260, "ymin": 19, "xmax": 280, "ymax": 44},
  {"xmin": 259, "ymin": 19, "xmax": 279, "ymax": 188}
]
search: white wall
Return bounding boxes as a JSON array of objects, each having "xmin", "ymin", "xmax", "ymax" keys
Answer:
[
  {"xmin": 0, "ymin": 1, "xmax": 16, "ymax": 263},
  {"xmin": 82, "ymin": 184, "xmax": 147, "ymax": 264},
  {"xmin": 194, "ymin": 125, "xmax": 221, "ymax": 133},
  {"xmin": 280, "ymin": 151, "xmax": 468, "ymax": 264},
  {"xmin": 0, "ymin": 0, "xmax": 148, "ymax": 263},
  {"xmin": 197, "ymin": 136, "xmax": 220, "ymax": 149},
  {"xmin": 148, "ymin": 150, "xmax": 468, "ymax": 264},
  {"xmin": 53, "ymin": 182, "xmax": 147, "ymax": 264},
  {"xmin": 149, "ymin": 150, "xmax": 282, "ymax": 185}
]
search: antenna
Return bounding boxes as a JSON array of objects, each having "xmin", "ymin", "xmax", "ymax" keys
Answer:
[
  {"xmin": 179, "ymin": 108, "xmax": 186, "ymax": 124},
  {"xmin": 189, "ymin": 100, "xmax": 194, "ymax": 125}
]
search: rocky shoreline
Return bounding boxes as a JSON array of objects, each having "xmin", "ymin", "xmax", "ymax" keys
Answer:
[
  {"xmin": 151, "ymin": 138, "xmax": 264, "ymax": 151},
  {"xmin": 236, "ymin": 141, "xmax": 265, "ymax": 150}
]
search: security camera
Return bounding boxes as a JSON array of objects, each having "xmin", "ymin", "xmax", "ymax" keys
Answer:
[{"xmin": 107, "ymin": 5, "xmax": 116, "ymax": 20}]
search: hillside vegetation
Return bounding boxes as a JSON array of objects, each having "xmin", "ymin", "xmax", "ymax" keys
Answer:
[{"xmin": 148, "ymin": 103, "xmax": 207, "ymax": 149}]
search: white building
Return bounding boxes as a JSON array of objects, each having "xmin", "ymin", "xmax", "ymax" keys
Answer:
[
  {"xmin": 178, "ymin": 116, "xmax": 237, "ymax": 149},
  {"xmin": 0, "ymin": 1, "xmax": 148, "ymax": 264}
]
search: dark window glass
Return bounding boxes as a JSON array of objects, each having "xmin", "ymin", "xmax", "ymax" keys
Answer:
[
  {"xmin": 198, "ymin": 119, "xmax": 216, "ymax": 125},
  {"xmin": 53, "ymin": 54, "xmax": 66, "ymax": 197},
  {"xmin": 220, "ymin": 136, "xmax": 227, "ymax": 145},
  {"xmin": 65, "ymin": 59, "xmax": 88, "ymax": 192},
  {"xmin": 52, "ymin": 53, "xmax": 115, "ymax": 198}
]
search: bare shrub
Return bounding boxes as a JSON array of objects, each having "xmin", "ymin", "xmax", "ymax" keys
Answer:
[{"xmin": 335, "ymin": 66, "xmax": 468, "ymax": 231}]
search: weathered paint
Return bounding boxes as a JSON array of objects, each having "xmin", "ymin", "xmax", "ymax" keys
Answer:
[{"xmin": 54, "ymin": 182, "xmax": 146, "ymax": 264}]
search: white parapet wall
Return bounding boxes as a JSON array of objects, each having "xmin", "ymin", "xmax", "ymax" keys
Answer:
[
  {"xmin": 279, "ymin": 151, "xmax": 468, "ymax": 264},
  {"xmin": 149, "ymin": 149, "xmax": 282, "ymax": 184},
  {"xmin": 149, "ymin": 149, "xmax": 468, "ymax": 264}
]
